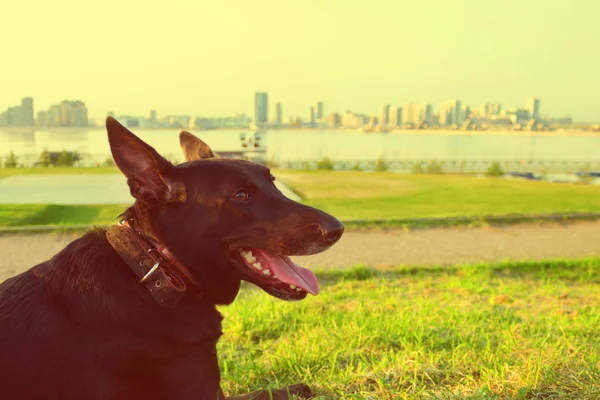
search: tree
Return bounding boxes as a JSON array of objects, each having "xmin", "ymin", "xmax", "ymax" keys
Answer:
[
  {"xmin": 56, "ymin": 150, "xmax": 75, "ymax": 167},
  {"xmin": 39, "ymin": 148, "xmax": 51, "ymax": 167},
  {"xmin": 4, "ymin": 152, "xmax": 18, "ymax": 168}
]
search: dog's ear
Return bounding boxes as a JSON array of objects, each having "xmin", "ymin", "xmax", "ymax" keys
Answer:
[
  {"xmin": 106, "ymin": 117, "xmax": 186, "ymax": 205},
  {"xmin": 179, "ymin": 131, "xmax": 216, "ymax": 161}
]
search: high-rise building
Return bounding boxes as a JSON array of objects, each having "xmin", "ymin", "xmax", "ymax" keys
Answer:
[
  {"xmin": 48, "ymin": 105, "xmax": 61, "ymax": 126},
  {"xmin": 402, "ymin": 103, "xmax": 432, "ymax": 126},
  {"xmin": 37, "ymin": 111, "xmax": 47, "ymax": 127},
  {"xmin": 379, "ymin": 104, "xmax": 390, "ymax": 126},
  {"xmin": 150, "ymin": 110, "xmax": 157, "ymax": 121},
  {"xmin": 439, "ymin": 100, "xmax": 462, "ymax": 126},
  {"xmin": 69, "ymin": 101, "xmax": 89, "ymax": 126},
  {"xmin": 525, "ymin": 97, "xmax": 540, "ymax": 120},
  {"xmin": 403, "ymin": 103, "xmax": 415, "ymax": 126},
  {"xmin": 21, "ymin": 97, "xmax": 34, "ymax": 126},
  {"xmin": 60, "ymin": 101, "xmax": 71, "ymax": 126},
  {"xmin": 309, "ymin": 106, "xmax": 316, "ymax": 127},
  {"xmin": 274, "ymin": 102, "xmax": 282, "ymax": 126},
  {"xmin": 324, "ymin": 112, "xmax": 341, "ymax": 128},
  {"xmin": 389, "ymin": 106, "xmax": 403, "ymax": 127},
  {"xmin": 316, "ymin": 102, "xmax": 324, "ymax": 121},
  {"xmin": 254, "ymin": 92, "xmax": 268, "ymax": 127}
]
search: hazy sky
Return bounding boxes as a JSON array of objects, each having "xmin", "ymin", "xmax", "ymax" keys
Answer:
[{"xmin": 2, "ymin": 0, "xmax": 599, "ymax": 121}]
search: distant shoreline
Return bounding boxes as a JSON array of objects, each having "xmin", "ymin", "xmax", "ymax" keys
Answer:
[{"xmin": 1, "ymin": 126, "xmax": 599, "ymax": 138}]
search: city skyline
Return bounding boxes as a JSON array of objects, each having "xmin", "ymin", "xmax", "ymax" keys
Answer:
[
  {"xmin": 1, "ymin": 1, "xmax": 599, "ymax": 122},
  {"xmin": 0, "ymin": 92, "xmax": 574, "ymax": 125},
  {"xmin": 0, "ymin": 93, "xmax": 577, "ymax": 132}
]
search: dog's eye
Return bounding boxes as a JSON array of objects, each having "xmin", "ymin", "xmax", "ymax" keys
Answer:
[
  {"xmin": 270, "ymin": 174, "xmax": 276, "ymax": 182},
  {"xmin": 233, "ymin": 190, "xmax": 251, "ymax": 201}
]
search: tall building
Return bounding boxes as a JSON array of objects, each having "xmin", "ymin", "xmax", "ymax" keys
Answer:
[
  {"xmin": 439, "ymin": 100, "xmax": 462, "ymax": 126},
  {"xmin": 150, "ymin": 110, "xmax": 157, "ymax": 121},
  {"xmin": 274, "ymin": 102, "xmax": 282, "ymax": 126},
  {"xmin": 309, "ymin": 106, "xmax": 316, "ymax": 127},
  {"xmin": 21, "ymin": 97, "xmax": 34, "ymax": 126},
  {"xmin": 402, "ymin": 103, "xmax": 432, "ymax": 126},
  {"xmin": 254, "ymin": 92, "xmax": 268, "ymax": 127},
  {"xmin": 525, "ymin": 97, "xmax": 540, "ymax": 120},
  {"xmin": 60, "ymin": 101, "xmax": 71, "ymax": 126},
  {"xmin": 324, "ymin": 112, "xmax": 341, "ymax": 128},
  {"xmin": 379, "ymin": 104, "xmax": 390, "ymax": 126},
  {"xmin": 48, "ymin": 105, "xmax": 61, "ymax": 126},
  {"xmin": 69, "ymin": 101, "xmax": 89, "ymax": 126},
  {"xmin": 316, "ymin": 102, "xmax": 324, "ymax": 121},
  {"xmin": 403, "ymin": 103, "xmax": 415, "ymax": 126},
  {"xmin": 389, "ymin": 106, "xmax": 403, "ymax": 127}
]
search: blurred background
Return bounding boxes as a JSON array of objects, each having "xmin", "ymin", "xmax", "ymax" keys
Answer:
[{"xmin": 1, "ymin": 1, "xmax": 600, "ymax": 398}]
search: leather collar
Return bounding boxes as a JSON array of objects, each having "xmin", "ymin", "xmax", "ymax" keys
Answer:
[{"xmin": 106, "ymin": 219, "xmax": 199, "ymax": 308}]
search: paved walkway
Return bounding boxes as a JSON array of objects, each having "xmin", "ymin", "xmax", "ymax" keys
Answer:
[{"xmin": 2, "ymin": 221, "xmax": 600, "ymax": 283}]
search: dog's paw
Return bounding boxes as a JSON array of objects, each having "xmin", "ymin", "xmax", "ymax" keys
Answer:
[{"xmin": 283, "ymin": 384, "xmax": 313, "ymax": 399}]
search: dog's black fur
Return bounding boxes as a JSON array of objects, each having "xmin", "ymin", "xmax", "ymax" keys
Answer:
[{"xmin": 0, "ymin": 118, "xmax": 343, "ymax": 399}]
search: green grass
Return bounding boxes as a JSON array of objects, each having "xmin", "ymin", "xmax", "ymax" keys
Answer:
[
  {"xmin": 2, "ymin": 168, "xmax": 600, "ymax": 229},
  {"xmin": 0, "ymin": 167, "xmax": 118, "ymax": 179},
  {"xmin": 0, "ymin": 204, "xmax": 126, "ymax": 227},
  {"xmin": 273, "ymin": 170, "xmax": 600, "ymax": 220},
  {"xmin": 218, "ymin": 259, "xmax": 600, "ymax": 399}
]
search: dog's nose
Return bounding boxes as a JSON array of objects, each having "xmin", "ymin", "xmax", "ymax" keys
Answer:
[{"xmin": 319, "ymin": 217, "xmax": 344, "ymax": 245}]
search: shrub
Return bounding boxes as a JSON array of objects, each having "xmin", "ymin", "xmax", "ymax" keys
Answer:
[
  {"xmin": 351, "ymin": 162, "xmax": 362, "ymax": 171},
  {"xmin": 411, "ymin": 161, "xmax": 424, "ymax": 174},
  {"xmin": 4, "ymin": 152, "xmax": 18, "ymax": 168},
  {"xmin": 486, "ymin": 161, "xmax": 504, "ymax": 177},
  {"xmin": 317, "ymin": 157, "xmax": 334, "ymax": 170},
  {"xmin": 375, "ymin": 157, "xmax": 388, "ymax": 172},
  {"xmin": 56, "ymin": 150, "xmax": 76, "ymax": 167},
  {"xmin": 426, "ymin": 160, "xmax": 443, "ymax": 174},
  {"xmin": 103, "ymin": 158, "xmax": 116, "ymax": 167},
  {"xmin": 39, "ymin": 148, "xmax": 52, "ymax": 167}
]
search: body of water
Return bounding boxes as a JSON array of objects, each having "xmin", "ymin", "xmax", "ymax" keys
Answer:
[{"xmin": 1, "ymin": 127, "xmax": 599, "ymax": 172}]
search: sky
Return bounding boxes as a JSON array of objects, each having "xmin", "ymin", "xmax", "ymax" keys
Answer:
[{"xmin": 1, "ymin": 0, "xmax": 599, "ymax": 122}]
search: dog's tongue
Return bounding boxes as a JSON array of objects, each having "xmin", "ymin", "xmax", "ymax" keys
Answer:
[{"xmin": 251, "ymin": 249, "xmax": 320, "ymax": 295}]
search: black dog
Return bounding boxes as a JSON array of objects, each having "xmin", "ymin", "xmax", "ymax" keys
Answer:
[{"xmin": 0, "ymin": 117, "xmax": 344, "ymax": 399}]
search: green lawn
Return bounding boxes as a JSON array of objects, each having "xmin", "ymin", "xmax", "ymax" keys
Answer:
[
  {"xmin": 0, "ymin": 204, "xmax": 126, "ymax": 227},
  {"xmin": 0, "ymin": 167, "xmax": 118, "ymax": 179},
  {"xmin": 219, "ymin": 259, "xmax": 600, "ymax": 399},
  {"xmin": 273, "ymin": 170, "xmax": 600, "ymax": 220},
  {"xmin": 1, "ymin": 168, "xmax": 600, "ymax": 228}
]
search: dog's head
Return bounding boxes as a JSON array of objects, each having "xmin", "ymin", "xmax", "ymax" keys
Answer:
[{"xmin": 107, "ymin": 117, "xmax": 343, "ymax": 304}]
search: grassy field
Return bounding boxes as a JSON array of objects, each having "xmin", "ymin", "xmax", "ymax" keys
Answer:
[
  {"xmin": 218, "ymin": 259, "xmax": 600, "ymax": 399},
  {"xmin": 0, "ymin": 167, "xmax": 118, "ymax": 179},
  {"xmin": 273, "ymin": 170, "xmax": 600, "ymax": 220},
  {"xmin": 1, "ymin": 168, "xmax": 600, "ymax": 228}
]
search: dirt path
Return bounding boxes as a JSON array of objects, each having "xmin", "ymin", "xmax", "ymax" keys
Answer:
[{"xmin": 2, "ymin": 221, "xmax": 600, "ymax": 283}]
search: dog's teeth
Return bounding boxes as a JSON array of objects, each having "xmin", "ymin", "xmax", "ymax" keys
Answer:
[
  {"xmin": 252, "ymin": 263, "xmax": 262, "ymax": 270},
  {"xmin": 289, "ymin": 285, "xmax": 296, "ymax": 289},
  {"xmin": 295, "ymin": 288, "xmax": 302, "ymax": 292},
  {"xmin": 263, "ymin": 269, "xmax": 271, "ymax": 276},
  {"xmin": 243, "ymin": 251, "xmax": 256, "ymax": 263}
]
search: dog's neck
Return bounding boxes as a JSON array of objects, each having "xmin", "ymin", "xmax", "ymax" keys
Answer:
[{"xmin": 106, "ymin": 219, "xmax": 204, "ymax": 308}]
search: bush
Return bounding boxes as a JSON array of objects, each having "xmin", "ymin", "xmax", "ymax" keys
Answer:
[
  {"xmin": 4, "ymin": 152, "xmax": 18, "ymax": 168},
  {"xmin": 39, "ymin": 148, "xmax": 51, "ymax": 167},
  {"xmin": 426, "ymin": 160, "xmax": 443, "ymax": 174},
  {"xmin": 103, "ymin": 158, "xmax": 116, "ymax": 167},
  {"xmin": 317, "ymin": 157, "xmax": 334, "ymax": 170},
  {"xmin": 486, "ymin": 161, "xmax": 504, "ymax": 177},
  {"xmin": 375, "ymin": 157, "xmax": 388, "ymax": 172},
  {"xmin": 351, "ymin": 162, "xmax": 362, "ymax": 171},
  {"xmin": 56, "ymin": 150, "xmax": 76, "ymax": 167},
  {"xmin": 411, "ymin": 161, "xmax": 424, "ymax": 174}
]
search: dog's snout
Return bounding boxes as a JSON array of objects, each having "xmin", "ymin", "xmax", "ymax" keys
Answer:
[{"xmin": 318, "ymin": 217, "xmax": 344, "ymax": 245}]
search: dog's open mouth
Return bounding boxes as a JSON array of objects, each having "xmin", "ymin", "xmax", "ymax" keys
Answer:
[{"xmin": 235, "ymin": 248, "xmax": 319, "ymax": 297}]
